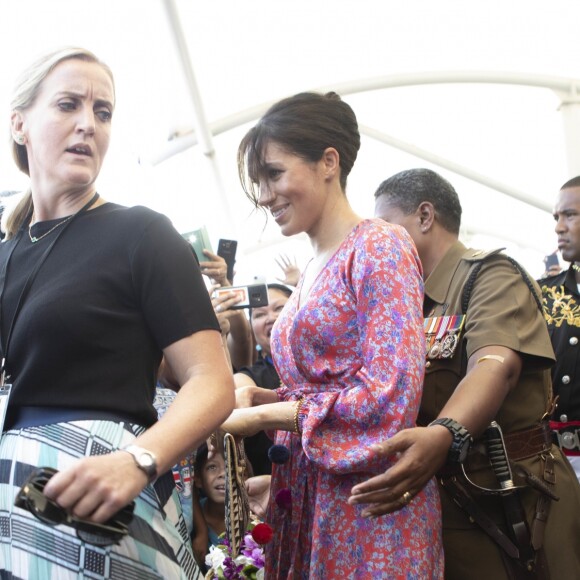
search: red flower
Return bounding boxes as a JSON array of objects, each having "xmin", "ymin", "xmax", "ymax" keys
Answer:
[{"xmin": 251, "ymin": 522, "xmax": 274, "ymax": 545}]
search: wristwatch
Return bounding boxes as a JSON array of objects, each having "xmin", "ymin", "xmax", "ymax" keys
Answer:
[
  {"xmin": 122, "ymin": 444, "xmax": 158, "ymax": 482},
  {"xmin": 428, "ymin": 418, "xmax": 473, "ymax": 463}
]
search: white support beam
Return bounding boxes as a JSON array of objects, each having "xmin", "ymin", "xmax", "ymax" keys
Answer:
[
  {"xmin": 161, "ymin": 0, "xmax": 237, "ymax": 234},
  {"xmin": 162, "ymin": 0, "xmax": 215, "ymax": 156},
  {"xmin": 146, "ymin": 70, "xmax": 579, "ymax": 215},
  {"xmin": 557, "ymin": 88, "xmax": 580, "ymax": 178},
  {"xmin": 360, "ymin": 124, "xmax": 551, "ymax": 213}
]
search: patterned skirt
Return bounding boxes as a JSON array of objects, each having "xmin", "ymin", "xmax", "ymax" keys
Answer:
[{"xmin": 0, "ymin": 420, "xmax": 202, "ymax": 579}]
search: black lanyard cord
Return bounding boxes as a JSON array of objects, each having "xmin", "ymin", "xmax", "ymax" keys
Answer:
[{"xmin": 0, "ymin": 192, "xmax": 100, "ymax": 377}]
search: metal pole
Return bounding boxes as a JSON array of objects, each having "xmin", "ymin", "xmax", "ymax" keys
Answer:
[
  {"xmin": 161, "ymin": 0, "xmax": 237, "ymax": 235},
  {"xmin": 360, "ymin": 124, "xmax": 551, "ymax": 213},
  {"xmin": 558, "ymin": 87, "xmax": 580, "ymax": 178}
]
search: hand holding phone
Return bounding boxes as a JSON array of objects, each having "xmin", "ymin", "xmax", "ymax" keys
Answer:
[
  {"xmin": 543, "ymin": 252, "xmax": 561, "ymax": 277},
  {"xmin": 217, "ymin": 239, "xmax": 238, "ymax": 283},
  {"xmin": 182, "ymin": 227, "xmax": 213, "ymax": 263},
  {"xmin": 213, "ymin": 284, "xmax": 268, "ymax": 309}
]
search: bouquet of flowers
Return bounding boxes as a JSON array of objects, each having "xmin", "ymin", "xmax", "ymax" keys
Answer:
[{"xmin": 205, "ymin": 520, "xmax": 273, "ymax": 580}]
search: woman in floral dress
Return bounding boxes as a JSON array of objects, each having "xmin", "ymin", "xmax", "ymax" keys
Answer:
[{"xmin": 222, "ymin": 92, "xmax": 443, "ymax": 579}]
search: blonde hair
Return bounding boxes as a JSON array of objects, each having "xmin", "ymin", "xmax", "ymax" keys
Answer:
[{"xmin": 5, "ymin": 47, "xmax": 115, "ymax": 240}]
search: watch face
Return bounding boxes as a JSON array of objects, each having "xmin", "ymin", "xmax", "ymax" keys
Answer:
[{"xmin": 139, "ymin": 453, "xmax": 154, "ymax": 468}]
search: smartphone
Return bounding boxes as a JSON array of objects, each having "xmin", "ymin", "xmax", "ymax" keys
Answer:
[
  {"xmin": 213, "ymin": 283, "xmax": 269, "ymax": 309},
  {"xmin": 217, "ymin": 239, "xmax": 238, "ymax": 283},
  {"xmin": 182, "ymin": 226, "xmax": 213, "ymax": 263},
  {"xmin": 544, "ymin": 252, "xmax": 559, "ymax": 270}
]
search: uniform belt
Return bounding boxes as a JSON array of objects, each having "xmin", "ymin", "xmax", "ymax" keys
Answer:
[
  {"xmin": 503, "ymin": 422, "xmax": 553, "ymax": 461},
  {"xmin": 549, "ymin": 419, "xmax": 580, "ymax": 454},
  {"xmin": 439, "ymin": 422, "xmax": 553, "ymax": 477}
]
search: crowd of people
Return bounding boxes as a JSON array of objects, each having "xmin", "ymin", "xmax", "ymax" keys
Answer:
[{"xmin": 0, "ymin": 46, "xmax": 579, "ymax": 579}]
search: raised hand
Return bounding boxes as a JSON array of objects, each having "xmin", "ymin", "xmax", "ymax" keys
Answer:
[{"xmin": 275, "ymin": 254, "xmax": 301, "ymax": 287}]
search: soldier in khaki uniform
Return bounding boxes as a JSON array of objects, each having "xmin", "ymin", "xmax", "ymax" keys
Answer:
[{"xmin": 349, "ymin": 168, "xmax": 580, "ymax": 579}]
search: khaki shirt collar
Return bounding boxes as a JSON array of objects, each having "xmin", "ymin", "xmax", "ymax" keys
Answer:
[{"xmin": 424, "ymin": 240, "xmax": 467, "ymax": 305}]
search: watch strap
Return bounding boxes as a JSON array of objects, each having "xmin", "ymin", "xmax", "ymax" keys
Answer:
[
  {"xmin": 122, "ymin": 444, "xmax": 158, "ymax": 482},
  {"xmin": 429, "ymin": 417, "xmax": 473, "ymax": 463}
]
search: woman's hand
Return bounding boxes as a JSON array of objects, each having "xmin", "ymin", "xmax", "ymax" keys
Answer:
[
  {"xmin": 43, "ymin": 451, "xmax": 149, "ymax": 523},
  {"xmin": 234, "ymin": 384, "xmax": 279, "ymax": 409},
  {"xmin": 235, "ymin": 385, "xmax": 256, "ymax": 408},
  {"xmin": 206, "ymin": 428, "xmax": 226, "ymax": 460},
  {"xmin": 221, "ymin": 407, "xmax": 264, "ymax": 438},
  {"xmin": 246, "ymin": 475, "xmax": 271, "ymax": 518},
  {"xmin": 200, "ymin": 251, "xmax": 229, "ymax": 286},
  {"xmin": 275, "ymin": 253, "xmax": 300, "ymax": 286},
  {"xmin": 347, "ymin": 426, "xmax": 450, "ymax": 517},
  {"xmin": 209, "ymin": 284, "xmax": 242, "ymax": 335}
]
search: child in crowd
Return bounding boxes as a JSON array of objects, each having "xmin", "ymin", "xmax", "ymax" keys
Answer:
[{"xmin": 194, "ymin": 442, "xmax": 226, "ymax": 550}]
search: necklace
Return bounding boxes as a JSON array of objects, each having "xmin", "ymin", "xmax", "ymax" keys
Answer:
[
  {"xmin": 572, "ymin": 263, "xmax": 580, "ymax": 273},
  {"xmin": 29, "ymin": 214, "xmax": 74, "ymax": 243},
  {"xmin": 28, "ymin": 193, "xmax": 100, "ymax": 244}
]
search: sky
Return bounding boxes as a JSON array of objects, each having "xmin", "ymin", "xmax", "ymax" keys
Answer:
[{"xmin": 1, "ymin": 0, "xmax": 579, "ymax": 281}]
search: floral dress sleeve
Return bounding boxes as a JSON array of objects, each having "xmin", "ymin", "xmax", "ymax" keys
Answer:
[{"xmin": 272, "ymin": 220, "xmax": 426, "ymax": 474}]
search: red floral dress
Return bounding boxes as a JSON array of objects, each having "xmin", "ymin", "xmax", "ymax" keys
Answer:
[{"xmin": 266, "ymin": 219, "xmax": 444, "ymax": 579}]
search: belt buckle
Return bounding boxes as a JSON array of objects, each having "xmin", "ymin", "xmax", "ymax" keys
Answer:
[{"xmin": 554, "ymin": 427, "xmax": 580, "ymax": 451}]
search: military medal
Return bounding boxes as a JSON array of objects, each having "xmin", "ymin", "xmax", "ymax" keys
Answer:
[{"xmin": 424, "ymin": 315, "xmax": 465, "ymax": 360}]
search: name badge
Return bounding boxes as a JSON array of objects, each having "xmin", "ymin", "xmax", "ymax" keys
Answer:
[{"xmin": 424, "ymin": 315, "xmax": 465, "ymax": 360}]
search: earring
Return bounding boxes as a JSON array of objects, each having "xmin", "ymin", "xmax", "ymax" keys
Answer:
[{"xmin": 14, "ymin": 134, "xmax": 25, "ymax": 145}]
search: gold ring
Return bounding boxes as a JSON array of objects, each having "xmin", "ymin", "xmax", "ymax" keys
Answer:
[{"xmin": 401, "ymin": 491, "xmax": 412, "ymax": 504}]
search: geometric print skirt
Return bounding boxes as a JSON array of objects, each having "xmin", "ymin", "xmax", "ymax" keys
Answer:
[{"xmin": 0, "ymin": 420, "xmax": 202, "ymax": 579}]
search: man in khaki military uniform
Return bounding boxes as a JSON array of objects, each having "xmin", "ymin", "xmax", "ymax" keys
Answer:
[{"xmin": 349, "ymin": 168, "xmax": 580, "ymax": 579}]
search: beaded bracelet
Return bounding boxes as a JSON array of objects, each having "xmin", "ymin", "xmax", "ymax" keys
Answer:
[{"xmin": 293, "ymin": 397, "xmax": 305, "ymax": 434}]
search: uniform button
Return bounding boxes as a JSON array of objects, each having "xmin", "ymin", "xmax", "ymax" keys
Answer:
[
  {"xmin": 560, "ymin": 414, "xmax": 569, "ymax": 422},
  {"xmin": 562, "ymin": 375, "xmax": 571, "ymax": 384},
  {"xmin": 426, "ymin": 361, "xmax": 431, "ymax": 368},
  {"xmin": 570, "ymin": 337, "xmax": 579, "ymax": 346}
]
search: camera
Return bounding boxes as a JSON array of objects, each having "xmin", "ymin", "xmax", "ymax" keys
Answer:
[{"xmin": 213, "ymin": 283, "xmax": 269, "ymax": 309}]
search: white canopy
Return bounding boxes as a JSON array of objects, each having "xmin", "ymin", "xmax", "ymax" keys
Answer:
[{"xmin": 2, "ymin": 0, "xmax": 579, "ymax": 280}]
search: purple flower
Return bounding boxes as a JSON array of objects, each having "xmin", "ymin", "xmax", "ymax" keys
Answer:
[{"xmin": 222, "ymin": 556, "xmax": 244, "ymax": 579}]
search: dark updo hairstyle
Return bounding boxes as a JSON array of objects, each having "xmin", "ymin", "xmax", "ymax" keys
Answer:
[{"xmin": 237, "ymin": 91, "xmax": 361, "ymax": 207}]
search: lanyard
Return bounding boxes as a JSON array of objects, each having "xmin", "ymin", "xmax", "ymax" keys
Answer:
[{"xmin": 0, "ymin": 192, "xmax": 99, "ymax": 382}]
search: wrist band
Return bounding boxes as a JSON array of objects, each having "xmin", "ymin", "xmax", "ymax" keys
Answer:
[{"xmin": 293, "ymin": 398, "xmax": 304, "ymax": 434}]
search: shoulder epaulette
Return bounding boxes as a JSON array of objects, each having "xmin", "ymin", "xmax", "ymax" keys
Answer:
[
  {"xmin": 461, "ymin": 247, "xmax": 505, "ymax": 263},
  {"xmin": 460, "ymin": 248, "xmax": 542, "ymax": 315}
]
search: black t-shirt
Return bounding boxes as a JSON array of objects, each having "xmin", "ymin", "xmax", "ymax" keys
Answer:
[
  {"xmin": 0, "ymin": 203, "xmax": 220, "ymax": 428},
  {"xmin": 238, "ymin": 355, "xmax": 280, "ymax": 475}
]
